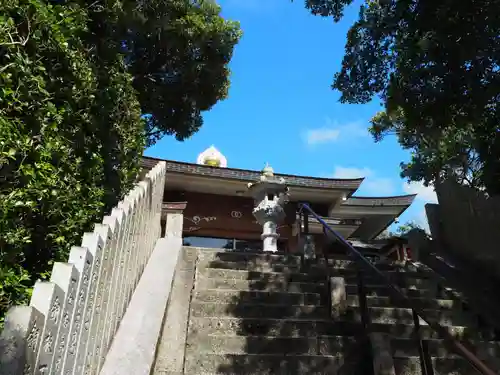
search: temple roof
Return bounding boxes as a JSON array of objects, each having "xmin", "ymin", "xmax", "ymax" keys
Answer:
[
  {"xmin": 142, "ymin": 155, "xmax": 417, "ymax": 241},
  {"xmin": 141, "ymin": 156, "xmax": 416, "ymax": 205},
  {"xmin": 141, "ymin": 156, "xmax": 364, "ymax": 190}
]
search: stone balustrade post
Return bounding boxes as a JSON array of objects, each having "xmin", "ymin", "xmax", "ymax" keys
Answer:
[
  {"xmin": 163, "ymin": 202, "xmax": 187, "ymax": 239},
  {"xmin": 330, "ymin": 277, "xmax": 347, "ymax": 319}
]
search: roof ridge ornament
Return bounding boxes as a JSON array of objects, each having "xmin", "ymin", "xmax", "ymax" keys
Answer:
[
  {"xmin": 196, "ymin": 145, "xmax": 227, "ymax": 168},
  {"xmin": 262, "ymin": 162, "xmax": 274, "ymax": 177}
]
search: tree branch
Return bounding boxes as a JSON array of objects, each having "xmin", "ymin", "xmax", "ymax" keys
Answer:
[{"xmin": 0, "ymin": 17, "xmax": 30, "ymax": 47}]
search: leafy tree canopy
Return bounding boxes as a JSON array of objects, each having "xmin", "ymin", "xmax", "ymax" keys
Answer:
[
  {"xmin": 302, "ymin": 0, "xmax": 500, "ymax": 194},
  {"xmin": 393, "ymin": 221, "xmax": 423, "ymax": 237},
  {"xmin": 0, "ymin": 0, "xmax": 240, "ymax": 324},
  {"xmin": 378, "ymin": 221, "xmax": 423, "ymax": 239},
  {"xmin": 118, "ymin": 0, "xmax": 242, "ymax": 146},
  {"xmin": 0, "ymin": 0, "xmax": 145, "ymax": 322}
]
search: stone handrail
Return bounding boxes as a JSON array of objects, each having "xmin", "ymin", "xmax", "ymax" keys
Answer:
[{"xmin": 0, "ymin": 161, "xmax": 167, "ymax": 375}]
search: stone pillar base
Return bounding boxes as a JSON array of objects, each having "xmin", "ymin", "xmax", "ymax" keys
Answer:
[
  {"xmin": 262, "ymin": 235, "xmax": 278, "ymax": 252},
  {"xmin": 262, "ymin": 221, "xmax": 279, "ymax": 252}
]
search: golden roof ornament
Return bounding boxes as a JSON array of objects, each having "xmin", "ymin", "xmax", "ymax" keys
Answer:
[
  {"xmin": 204, "ymin": 156, "xmax": 220, "ymax": 167},
  {"xmin": 262, "ymin": 163, "xmax": 274, "ymax": 177},
  {"xmin": 196, "ymin": 145, "xmax": 227, "ymax": 168}
]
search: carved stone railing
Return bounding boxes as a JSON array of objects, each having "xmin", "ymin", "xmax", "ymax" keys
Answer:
[{"xmin": 0, "ymin": 161, "xmax": 167, "ymax": 375}]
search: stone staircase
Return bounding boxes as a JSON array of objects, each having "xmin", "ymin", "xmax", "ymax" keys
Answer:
[{"xmin": 155, "ymin": 247, "xmax": 500, "ymax": 375}]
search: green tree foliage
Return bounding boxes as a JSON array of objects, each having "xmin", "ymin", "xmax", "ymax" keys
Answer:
[
  {"xmin": 370, "ymin": 109, "xmax": 485, "ymax": 190},
  {"xmin": 119, "ymin": 0, "xmax": 242, "ymax": 145},
  {"xmin": 393, "ymin": 221, "xmax": 423, "ymax": 237},
  {"xmin": 0, "ymin": 0, "xmax": 145, "ymax": 323},
  {"xmin": 0, "ymin": 0, "xmax": 240, "ymax": 325},
  {"xmin": 378, "ymin": 221, "xmax": 423, "ymax": 239},
  {"xmin": 303, "ymin": 0, "xmax": 500, "ymax": 194}
]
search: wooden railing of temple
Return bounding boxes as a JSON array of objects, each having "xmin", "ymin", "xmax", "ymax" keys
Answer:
[{"xmin": 0, "ymin": 161, "xmax": 166, "ymax": 375}]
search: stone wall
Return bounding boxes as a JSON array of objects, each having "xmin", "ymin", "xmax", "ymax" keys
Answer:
[
  {"xmin": 0, "ymin": 161, "xmax": 167, "ymax": 375},
  {"xmin": 426, "ymin": 178, "xmax": 500, "ymax": 277}
]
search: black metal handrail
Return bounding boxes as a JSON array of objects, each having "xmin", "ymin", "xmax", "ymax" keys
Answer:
[{"xmin": 298, "ymin": 203, "xmax": 498, "ymax": 375}]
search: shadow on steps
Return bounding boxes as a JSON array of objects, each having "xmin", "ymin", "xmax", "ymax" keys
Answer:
[{"xmin": 192, "ymin": 251, "xmax": 372, "ymax": 375}]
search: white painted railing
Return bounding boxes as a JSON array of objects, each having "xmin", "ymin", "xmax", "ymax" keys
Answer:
[{"xmin": 0, "ymin": 161, "xmax": 167, "ymax": 375}]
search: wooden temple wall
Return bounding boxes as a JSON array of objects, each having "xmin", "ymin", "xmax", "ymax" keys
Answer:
[{"xmin": 164, "ymin": 191, "xmax": 294, "ymax": 241}]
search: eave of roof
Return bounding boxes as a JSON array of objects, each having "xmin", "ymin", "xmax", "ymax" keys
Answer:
[
  {"xmin": 342, "ymin": 194, "xmax": 417, "ymax": 207},
  {"xmin": 141, "ymin": 156, "xmax": 364, "ymax": 191},
  {"xmin": 341, "ymin": 195, "xmax": 416, "ymax": 240}
]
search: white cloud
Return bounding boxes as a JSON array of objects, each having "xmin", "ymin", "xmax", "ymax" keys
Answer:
[
  {"xmin": 414, "ymin": 208, "xmax": 431, "ymax": 233},
  {"xmin": 401, "ymin": 181, "xmax": 438, "ymax": 233},
  {"xmin": 364, "ymin": 178, "xmax": 396, "ymax": 196},
  {"xmin": 403, "ymin": 181, "xmax": 437, "ymax": 203},
  {"xmin": 340, "ymin": 122, "xmax": 370, "ymax": 138},
  {"xmin": 332, "ymin": 166, "xmax": 395, "ymax": 196},
  {"xmin": 305, "ymin": 128, "xmax": 340, "ymax": 145},
  {"xmin": 332, "ymin": 166, "xmax": 372, "ymax": 179},
  {"xmin": 304, "ymin": 119, "xmax": 369, "ymax": 146}
]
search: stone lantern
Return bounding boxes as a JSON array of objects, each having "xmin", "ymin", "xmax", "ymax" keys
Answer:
[{"xmin": 247, "ymin": 164, "xmax": 290, "ymax": 252}]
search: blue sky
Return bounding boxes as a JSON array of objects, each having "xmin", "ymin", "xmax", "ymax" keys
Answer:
[{"xmin": 145, "ymin": 0, "xmax": 437, "ymax": 230}]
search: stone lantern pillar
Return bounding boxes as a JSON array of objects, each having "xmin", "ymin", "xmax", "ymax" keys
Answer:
[{"xmin": 247, "ymin": 164, "xmax": 290, "ymax": 252}]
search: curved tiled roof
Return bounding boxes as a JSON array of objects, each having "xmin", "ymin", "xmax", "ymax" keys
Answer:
[
  {"xmin": 343, "ymin": 195, "xmax": 417, "ymax": 207},
  {"xmin": 141, "ymin": 156, "xmax": 364, "ymax": 190}
]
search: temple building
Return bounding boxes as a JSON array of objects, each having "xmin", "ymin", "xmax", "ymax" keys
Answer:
[{"xmin": 141, "ymin": 146, "xmax": 416, "ymax": 254}]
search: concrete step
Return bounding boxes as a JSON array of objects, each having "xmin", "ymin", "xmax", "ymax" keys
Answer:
[
  {"xmin": 318, "ymin": 253, "xmax": 352, "ymax": 261},
  {"xmin": 198, "ymin": 250, "xmax": 302, "ymax": 267},
  {"xmin": 321, "ymin": 256, "xmax": 439, "ymax": 277},
  {"xmin": 442, "ymin": 286, "xmax": 468, "ymax": 301},
  {"xmin": 344, "ymin": 275, "xmax": 437, "ymax": 290},
  {"xmin": 392, "ymin": 337, "xmax": 500, "ymax": 358},
  {"xmin": 368, "ymin": 307, "xmax": 475, "ymax": 327},
  {"xmin": 368, "ymin": 307, "xmax": 417, "ymax": 326},
  {"xmin": 354, "ymin": 284, "xmax": 438, "ymax": 299},
  {"xmin": 199, "ymin": 261, "xmax": 435, "ymax": 286},
  {"xmin": 344, "ymin": 283, "xmax": 440, "ymax": 302},
  {"xmin": 190, "ymin": 302, "xmax": 329, "ymax": 320},
  {"xmin": 322, "ymin": 259, "xmax": 359, "ymax": 273},
  {"xmin": 188, "ymin": 317, "xmax": 363, "ymax": 338},
  {"xmin": 381, "ymin": 270, "xmax": 436, "ymax": 281},
  {"xmin": 370, "ymin": 322, "xmax": 481, "ymax": 341},
  {"xmin": 347, "ymin": 294, "xmax": 459, "ymax": 310},
  {"xmin": 392, "ymin": 337, "xmax": 455, "ymax": 358},
  {"xmin": 392, "ymin": 337, "xmax": 500, "ymax": 370},
  {"xmin": 325, "ymin": 258, "xmax": 432, "ymax": 272},
  {"xmin": 420, "ymin": 309, "xmax": 478, "ymax": 328},
  {"xmin": 193, "ymin": 290, "xmax": 323, "ymax": 306},
  {"xmin": 186, "ymin": 317, "xmax": 479, "ymax": 347},
  {"xmin": 199, "ymin": 268, "xmax": 327, "ymax": 283},
  {"xmin": 183, "ymin": 353, "xmax": 351, "ymax": 374},
  {"xmin": 195, "ymin": 276, "xmax": 326, "ymax": 294},
  {"xmin": 198, "ymin": 260, "xmax": 301, "ymax": 273},
  {"xmin": 393, "ymin": 355, "xmax": 496, "ymax": 375},
  {"xmin": 185, "ymin": 334, "xmax": 355, "ymax": 355}
]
